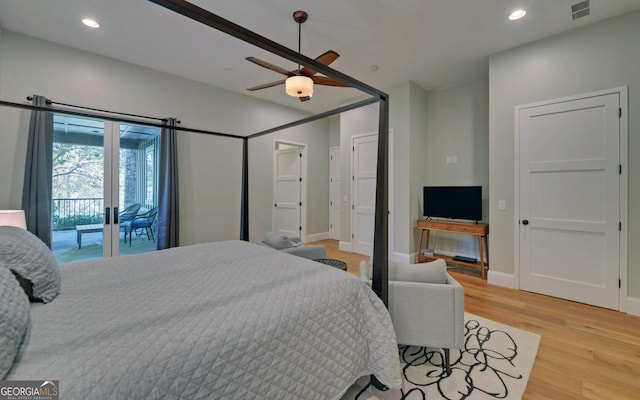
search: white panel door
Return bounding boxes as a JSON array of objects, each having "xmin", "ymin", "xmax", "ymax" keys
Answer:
[
  {"xmin": 352, "ymin": 135, "xmax": 378, "ymax": 256},
  {"xmin": 329, "ymin": 147, "xmax": 341, "ymax": 240},
  {"xmin": 273, "ymin": 147, "xmax": 301, "ymax": 238},
  {"xmin": 518, "ymin": 93, "xmax": 620, "ymax": 309}
]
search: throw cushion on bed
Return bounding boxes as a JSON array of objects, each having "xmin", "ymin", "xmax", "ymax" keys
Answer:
[
  {"xmin": 394, "ymin": 259, "xmax": 447, "ymax": 284},
  {"xmin": 264, "ymin": 232, "xmax": 294, "ymax": 250},
  {"xmin": 0, "ymin": 262, "xmax": 30, "ymax": 379},
  {"xmin": 0, "ymin": 226, "xmax": 61, "ymax": 303}
]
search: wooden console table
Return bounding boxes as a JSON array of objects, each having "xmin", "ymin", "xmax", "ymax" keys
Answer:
[{"xmin": 417, "ymin": 220, "xmax": 489, "ymax": 279}]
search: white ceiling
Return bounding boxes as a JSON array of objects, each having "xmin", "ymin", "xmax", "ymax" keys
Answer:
[{"xmin": 1, "ymin": 0, "xmax": 640, "ymax": 113}]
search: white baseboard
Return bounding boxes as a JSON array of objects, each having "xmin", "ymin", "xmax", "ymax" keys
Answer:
[
  {"xmin": 305, "ymin": 232, "xmax": 329, "ymax": 242},
  {"xmin": 487, "ymin": 270, "xmax": 517, "ymax": 289},
  {"xmin": 623, "ymin": 296, "xmax": 640, "ymax": 317},
  {"xmin": 391, "ymin": 252, "xmax": 412, "ymax": 264},
  {"xmin": 339, "ymin": 241, "xmax": 353, "ymax": 252}
]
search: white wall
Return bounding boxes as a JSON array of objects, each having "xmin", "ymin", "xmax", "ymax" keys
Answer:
[
  {"xmin": 408, "ymin": 83, "xmax": 429, "ymax": 257},
  {"xmin": 339, "ymin": 82, "xmax": 415, "ymax": 260},
  {"xmin": 423, "ymin": 78, "xmax": 489, "ymax": 259},
  {"xmin": 0, "ymin": 30, "xmax": 330, "ymax": 245},
  {"xmin": 489, "ymin": 11, "xmax": 640, "ymax": 297}
]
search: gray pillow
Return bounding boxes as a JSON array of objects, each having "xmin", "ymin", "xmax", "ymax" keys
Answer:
[
  {"xmin": 264, "ymin": 232, "xmax": 294, "ymax": 250},
  {"xmin": 395, "ymin": 259, "xmax": 447, "ymax": 284},
  {"xmin": 0, "ymin": 261, "xmax": 31, "ymax": 378},
  {"xmin": 0, "ymin": 226, "xmax": 60, "ymax": 303}
]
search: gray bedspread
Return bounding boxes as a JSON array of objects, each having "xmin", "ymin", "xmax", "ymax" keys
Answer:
[{"xmin": 8, "ymin": 240, "xmax": 401, "ymax": 399}]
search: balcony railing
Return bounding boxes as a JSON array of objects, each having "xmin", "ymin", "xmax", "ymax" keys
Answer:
[{"xmin": 52, "ymin": 198, "xmax": 103, "ymax": 231}]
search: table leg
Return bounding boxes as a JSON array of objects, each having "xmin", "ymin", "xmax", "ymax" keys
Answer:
[
  {"xmin": 426, "ymin": 230, "xmax": 431, "ymax": 254},
  {"xmin": 483, "ymin": 235, "xmax": 489, "ymax": 273},
  {"xmin": 477, "ymin": 235, "xmax": 485, "ymax": 279},
  {"xmin": 418, "ymin": 229, "xmax": 424, "ymax": 263},
  {"xmin": 77, "ymin": 231, "xmax": 82, "ymax": 249}
]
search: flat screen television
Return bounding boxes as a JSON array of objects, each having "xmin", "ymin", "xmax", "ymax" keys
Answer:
[{"xmin": 423, "ymin": 186, "xmax": 482, "ymax": 221}]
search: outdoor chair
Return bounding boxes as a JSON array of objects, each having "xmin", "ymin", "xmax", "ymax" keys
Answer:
[
  {"xmin": 123, "ymin": 206, "xmax": 158, "ymax": 246},
  {"xmin": 119, "ymin": 203, "xmax": 141, "ymax": 225}
]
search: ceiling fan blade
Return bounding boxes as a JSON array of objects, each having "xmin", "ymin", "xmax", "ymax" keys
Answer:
[
  {"xmin": 246, "ymin": 79, "xmax": 287, "ymax": 91},
  {"xmin": 300, "ymin": 50, "xmax": 340, "ymax": 76},
  {"xmin": 245, "ymin": 57, "xmax": 292, "ymax": 76},
  {"xmin": 315, "ymin": 50, "xmax": 340, "ymax": 65},
  {"xmin": 312, "ymin": 75, "xmax": 351, "ymax": 87}
]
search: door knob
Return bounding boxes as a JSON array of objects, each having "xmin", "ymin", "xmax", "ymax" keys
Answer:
[{"xmin": 522, "ymin": 219, "xmax": 529, "ymax": 225}]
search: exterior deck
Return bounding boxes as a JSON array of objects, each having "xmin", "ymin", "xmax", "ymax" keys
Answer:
[{"xmin": 52, "ymin": 228, "xmax": 156, "ymax": 264}]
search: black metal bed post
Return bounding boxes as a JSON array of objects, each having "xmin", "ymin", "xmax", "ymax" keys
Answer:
[
  {"xmin": 371, "ymin": 95, "xmax": 390, "ymax": 307},
  {"xmin": 240, "ymin": 137, "xmax": 249, "ymax": 241}
]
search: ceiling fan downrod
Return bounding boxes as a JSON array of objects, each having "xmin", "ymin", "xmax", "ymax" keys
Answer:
[{"xmin": 292, "ymin": 11, "xmax": 308, "ymax": 72}]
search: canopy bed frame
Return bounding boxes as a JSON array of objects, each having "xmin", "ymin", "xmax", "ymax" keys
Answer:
[{"xmin": 1, "ymin": 0, "xmax": 391, "ymax": 305}]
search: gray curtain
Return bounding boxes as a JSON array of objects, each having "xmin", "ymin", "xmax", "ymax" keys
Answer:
[
  {"xmin": 21, "ymin": 95, "xmax": 54, "ymax": 247},
  {"xmin": 157, "ymin": 118, "xmax": 179, "ymax": 249}
]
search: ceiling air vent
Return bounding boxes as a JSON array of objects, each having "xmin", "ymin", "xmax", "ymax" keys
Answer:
[{"xmin": 572, "ymin": 0, "xmax": 590, "ymax": 20}]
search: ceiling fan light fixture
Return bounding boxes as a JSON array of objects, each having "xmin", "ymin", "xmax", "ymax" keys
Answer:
[{"xmin": 285, "ymin": 75, "xmax": 314, "ymax": 97}]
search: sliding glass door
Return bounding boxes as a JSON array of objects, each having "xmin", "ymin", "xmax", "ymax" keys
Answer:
[{"xmin": 51, "ymin": 115, "xmax": 160, "ymax": 263}]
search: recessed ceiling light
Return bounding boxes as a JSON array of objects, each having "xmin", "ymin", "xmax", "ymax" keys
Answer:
[
  {"xmin": 82, "ymin": 18, "xmax": 100, "ymax": 28},
  {"xmin": 508, "ymin": 9, "xmax": 527, "ymax": 20}
]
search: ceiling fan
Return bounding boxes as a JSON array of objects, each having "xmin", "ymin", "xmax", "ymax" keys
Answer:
[{"xmin": 245, "ymin": 10, "xmax": 350, "ymax": 102}]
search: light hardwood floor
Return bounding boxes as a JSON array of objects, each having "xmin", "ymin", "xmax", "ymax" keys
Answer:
[{"xmin": 311, "ymin": 239, "xmax": 640, "ymax": 400}]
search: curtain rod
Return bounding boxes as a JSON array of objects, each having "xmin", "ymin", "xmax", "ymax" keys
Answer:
[
  {"xmin": 26, "ymin": 96, "xmax": 179, "ymax": 123},
  {"xmin": 3, "ymin": 99, "xmax": 242, "ymax": 139}
]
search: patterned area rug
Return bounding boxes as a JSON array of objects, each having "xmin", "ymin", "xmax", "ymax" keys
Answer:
[{"xmin": 342, "ymin": 313, "xmax": 541, "ymax": 400}]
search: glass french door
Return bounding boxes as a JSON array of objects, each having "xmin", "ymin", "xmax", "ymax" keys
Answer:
[{"xmin": 51, "ymin": 115, "xmax": 160, "ymax": 263}]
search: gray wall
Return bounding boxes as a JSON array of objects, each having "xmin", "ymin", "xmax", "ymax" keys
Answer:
[
  {"xmin": 489, "ymin": 11, "xmax": 640, "ymax": 297},
  {"xmin": 408, "ymin": 83, "xmax": 429, "ymax": 255},
  {"xmin": 329, "ymin": 116, "xmax": 340, "ymax": 148},
  {"xmin": 248, "ymin": 122, "xmax": 329, "ymax": 242},
  {"xmin": 339, "ymin": 82, "xmax": 431, "ymax": 260},
  {"xmin": 423, "ymin": 78, "xmax": 489, "ymax": 258},
  {"xmin": 0, "ymin": 30, "xmax": 330, "ymax": 245},
  {"xmin": 337, "ymin": 80, "xmax": 487, "ymax": 262}
]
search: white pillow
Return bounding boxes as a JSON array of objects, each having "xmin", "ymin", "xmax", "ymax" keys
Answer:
[
  {"xmin": 0, "ymin": 261, "xmax": 31, "ymax": 378},
  {"xmin": 0, "ymin": 226, "xmax": 61, "ymax": 303},
  {"xmin": 395, "ymin": 259, "xmax": 447, "ymax": 284},
  {"xmin": 264, "ymin": 232, "xmax": 294, "ymax": 250}
]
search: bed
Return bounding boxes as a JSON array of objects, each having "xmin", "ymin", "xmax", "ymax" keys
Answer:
[{"xmin": 3, "ymin": 236, "xmax": 401, "ymax": 399}]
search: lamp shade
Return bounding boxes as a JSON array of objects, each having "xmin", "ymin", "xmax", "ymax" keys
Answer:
[
  {"xmin": 0, "ymin": 210, "xmax": 27, "ymax": 229},
  {"xmin": 285, "ymin": 75, "xmax": 313, "ymax": 97}
]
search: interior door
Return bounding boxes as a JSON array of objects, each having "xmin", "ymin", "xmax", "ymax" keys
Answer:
[
  {"xmin": 352, "ymin": 135, "xmax": 378, "ymax": 256},
  {"xmin": 329, "ymin": 146, "xmax": 341, "ymax": 240},
  {"xmin": 273, "ymin": 146, "xmax": 302, "ymax": 238},
  {"xmin": 518, "ymin": 92, "xmax": 620, "ymax": 310}
]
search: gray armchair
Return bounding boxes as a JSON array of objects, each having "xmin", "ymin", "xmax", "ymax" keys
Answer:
[
  {"xmin": 257, "ymin": 232, "xmax": 326, "ymax": 260},
  {"xmin": 360, "ymin": 259, "xmax": 464, "ymax": 375}
]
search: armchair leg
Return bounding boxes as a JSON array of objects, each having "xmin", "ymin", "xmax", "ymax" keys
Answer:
[
  {"xmin": 370, "ymin": 375, "xmax": 389, "ymax": 391},
  {"xmin": 443, "ymin": 348, "xmax": 451, "ymax": 376}
]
